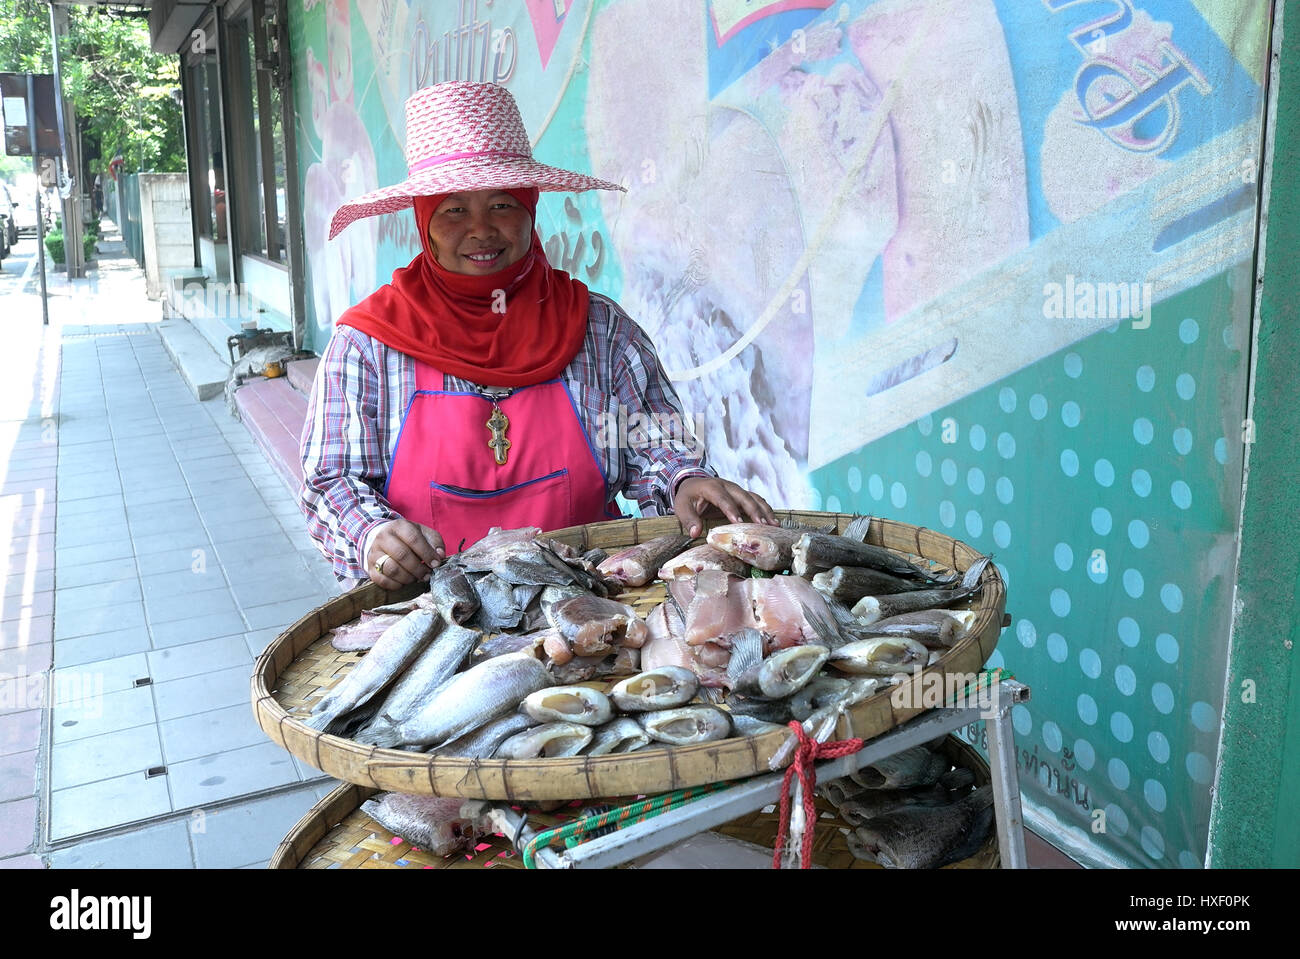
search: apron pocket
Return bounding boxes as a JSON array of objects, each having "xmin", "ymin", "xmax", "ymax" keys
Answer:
[{"xmin": 430, "ymin": 468, "xmax": 573, "ymax": 552}]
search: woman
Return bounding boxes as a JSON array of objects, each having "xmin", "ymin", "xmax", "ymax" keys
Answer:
[{"xmin": 302, "ymin": 82, "xmax": 774, "ymax": 589}]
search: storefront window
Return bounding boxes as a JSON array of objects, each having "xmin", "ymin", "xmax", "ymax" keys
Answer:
[{"xmin": 228, "ymin": 1, "xmax": 287, "ymax": 264}]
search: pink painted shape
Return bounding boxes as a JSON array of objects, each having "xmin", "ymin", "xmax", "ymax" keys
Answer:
[
  {"xmin": 523, "ymin": 0, "xmax": 571, "ymax": 70},
  {"xmin": 709, "ymin": 0, "xmax": 834, "ymax": 47}
]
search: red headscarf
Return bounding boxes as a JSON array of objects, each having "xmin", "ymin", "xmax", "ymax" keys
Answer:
[{"xmin": 336, "ymin": 188, "xmax": 589, "ymax": 386}]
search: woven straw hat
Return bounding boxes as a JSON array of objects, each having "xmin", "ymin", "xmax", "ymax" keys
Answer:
[{"xmin": 328, "ymin": 82, "xmax": 625, "ymax": 239}]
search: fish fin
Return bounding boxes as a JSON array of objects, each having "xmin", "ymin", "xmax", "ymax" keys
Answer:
[
  {"xmin": 801, "ymin": 601, "xmax": 847, "ymax": 649},
  {"xmin": 726, "ymin": 628, "xmax": 766, "ymax": 685},
  {"xmin": 842, "ymin": 515, "xmax": 873, "ymax": 542},
  {"xmin": 960, "ymin": 555, "xmax": 992, "ymax": 590},
  {"xmin": 697, "ymin": 685, "xmax": 726, "ymax": 705},
  {"xmin": 779, "ymin": 517, "xmax": 837, "ymax": 532}
]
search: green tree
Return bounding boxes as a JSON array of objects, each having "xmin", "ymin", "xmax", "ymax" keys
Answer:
[{"xmin": 0, "ymin": 0, "xmax": 184, "ymax": 176}]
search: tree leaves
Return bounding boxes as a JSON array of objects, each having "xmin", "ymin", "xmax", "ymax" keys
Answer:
[{"xmin": 0, "ymin": 0, "xmax": 184, "ymax": 174}]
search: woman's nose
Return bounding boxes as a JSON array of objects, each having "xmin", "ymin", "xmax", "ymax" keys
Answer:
[{"xmin": 465, "ymin": 208, "xmax": 495, "ymax": 237}]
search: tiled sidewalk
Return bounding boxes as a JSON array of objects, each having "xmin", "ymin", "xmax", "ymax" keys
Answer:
[{"xmin": 1, "ymin": 230, "xmax": 345, "ymax": 868}]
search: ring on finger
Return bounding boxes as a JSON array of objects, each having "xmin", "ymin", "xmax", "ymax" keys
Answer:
[{"xmin": 375, "ymin": 554, "xmax": 389, "ymax": 575}]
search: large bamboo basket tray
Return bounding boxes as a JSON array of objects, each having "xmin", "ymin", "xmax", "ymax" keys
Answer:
[
  {"xmin": 269, "ymin": 735, "xmax": 996, "ymax": 869},
  {"xmin": 252, "ymin": 511, "xmax": 1005, "ymax": 802}
]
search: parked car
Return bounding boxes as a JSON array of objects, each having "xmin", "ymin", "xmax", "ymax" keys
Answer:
[
  {"xmin": 9, "ymin": 187, "xmax": 53, "ymax": 237},
  {"xmin": 0, "ymin": 182, "xmax": 17, "ymax": 247}
]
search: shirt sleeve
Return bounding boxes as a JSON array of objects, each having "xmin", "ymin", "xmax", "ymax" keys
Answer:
[
  {"xmin": 607, "ymin": 303, "xmax": 717, "ymax": 515},
  {"xmin": 299, "ymin": 326, "xmax": 400, "ymax": 581}
]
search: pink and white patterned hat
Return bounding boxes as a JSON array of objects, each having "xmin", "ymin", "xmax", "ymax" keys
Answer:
[{"xmin": 328, "ymin": 81, "xmax": 625, "ymax": 239}]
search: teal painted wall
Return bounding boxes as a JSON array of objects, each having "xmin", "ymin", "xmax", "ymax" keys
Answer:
[{"xmin": 1208, "ymin": 0, "xmax": 1300, "ymax": 869}]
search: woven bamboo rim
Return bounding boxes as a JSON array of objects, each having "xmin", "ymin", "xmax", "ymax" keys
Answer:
[
  {"xmin": 269, "ymin": 735, "xmax": 996, "ymax": 869},
  {"xmin": 252, "ymin": 511, "xmax": 1005, "ymax": 801}
]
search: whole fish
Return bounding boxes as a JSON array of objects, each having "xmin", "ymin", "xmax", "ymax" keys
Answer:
[
  {"xmin": 835, "ymin": 783, "xmax": 957, "ymax": 822},
  {"xmin": 494, "ymin": 551, "xmax": 584, "ymax": 588},
  {"xmin": 521, "ymin": 686, "xmax": 614, "ymax": 726},
  {"xmin": 367, "ymin": 651, "xmax": 553, "ymax": 749},
  {"xmin": 640, "ymin": 705, "xmax": 733, "ymax": 745},
  {"xmin": 469, "ymin": 573, "xmax": 531, "ymax": 630},
  {"xmin": 355, "ymin": 623, "xmax": 483, "ymax": 740},
  {"xmin": 360, "ymin": 793, "xmax": 484, "ymax": 857},
  {"xmin": 328, "ymin": 611, "xmax": 406, "ymax": 652},
  {"xmin": 610, "ymin": 666, "xmax": 700, "ymax": 712},
  {"xmin": 658, "ymin": 544, "xmax": 751, "ymax": 580},
  {"xmin": 548, "ymin": 646, "xmax": 639, "ymax": 684},
  {"xmin": 847, "ymin": 786, "xmax": 995, "ymax": 869},
  {"xmin": 828, "ymin": 637, "xmax": 929, "ymax": 676},
  {"xmin": 428, "ymin": 562, "xmax": 481, "ymax": 624},
  {"xmin": 546, "ymin": 595, "xmax": 648, "ymax": 657},
  {"xmin": 707, "ymin": 524, "xmax": 805, "ymax": 571},
  {"xmin": 812, "ymin": 565, "xmax": 939, "ymax": 604},
  {"xmin": 858, "ymin": 610, "xmax": 979, "ymax": 649},
  {"xmin": 852, "ymin": 557, "xmax": 990, "ymax": 624},
  {"xmin": 305, "ymin": 608, "xmax": 443, "ymax": 733},
  {"xmin": 793, "ymin": 534, "xmax": 961, "ymax": 586},
  {"xmin": 428, "ymin": 711, "xmax": 539, "ymax": 759},
  {"xmin": 789, "ymin": 676, "xmax": 886, "ymax": 722},
  {"xmin": 472, "ymin": 629, "xmax": 550, "ymax": 663},
  {"xmin": 598, "ymin": 533, "xmax": 693, "ymax": 587},
  {"xmin": 852, "ymin": 745, "xmax": 950, "ymax": 789},
  {"xmin": 455, "ymin": 526, "xmax": 542, "ymax": 566},
  {"xmin": 583, "ymin": 717, "xmax": 652, "ymax": 755},
  {"xmin": 367, "ymin": 595, "xmax": 437, "ymax": 615},
  {"xmin": 495, "ymin": 721, "xmax": 593, "ymax": 759}
]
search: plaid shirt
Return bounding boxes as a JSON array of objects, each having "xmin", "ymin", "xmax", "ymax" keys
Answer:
[{"xmin": 300, "ymin": 292, "xmax": 715, "ymax": 580}]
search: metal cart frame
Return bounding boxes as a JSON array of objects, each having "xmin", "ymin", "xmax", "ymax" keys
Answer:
[{"xmin": 473, "ymin": 679, "xmax": 1031, "ymax": 869}]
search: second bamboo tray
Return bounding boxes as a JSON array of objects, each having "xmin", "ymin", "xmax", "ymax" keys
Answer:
[
  {"xmin": 270, "ymin": 735, "xmax": 998, "ymax": 869},
  {"xmin": 252, "ymin": 511, "xmax": 1005, "ymax": 801}
]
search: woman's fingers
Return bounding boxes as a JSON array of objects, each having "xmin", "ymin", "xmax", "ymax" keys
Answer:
[
  {"xmin": 367, "ymin": 520, "xmax": 443, "ymax": 587},
  {"xmin": 673, "ymin": 477, "xmax": 776, "ymax": 538}
]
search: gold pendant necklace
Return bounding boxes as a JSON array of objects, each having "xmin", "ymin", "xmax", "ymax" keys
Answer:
[{"xmin": 480, "ymin": 388, "xmax": 513, "ymax": 466}]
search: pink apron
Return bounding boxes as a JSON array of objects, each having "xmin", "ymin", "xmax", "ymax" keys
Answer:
[{"xmin": 383, "ymin": 361, "xmax": 619, "ymax": 553}]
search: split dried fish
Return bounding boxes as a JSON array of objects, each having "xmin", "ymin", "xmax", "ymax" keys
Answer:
[{"xmin": 598, "ymin": 533, "xmax": 693, "ymax": 587}]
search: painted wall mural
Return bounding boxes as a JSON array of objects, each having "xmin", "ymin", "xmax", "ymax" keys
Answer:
[{"xmin": 287, "ymin": 0, "xmax": 1271, "ymax": 868}]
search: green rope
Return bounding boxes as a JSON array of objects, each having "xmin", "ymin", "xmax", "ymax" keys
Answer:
[
  {"xmin": 522, "ymin": 781, "xmax": 734, "ymax": 868},
  {"xmin": 942, "ymin": 667, "xmax": 1013, "ymax": 710}
]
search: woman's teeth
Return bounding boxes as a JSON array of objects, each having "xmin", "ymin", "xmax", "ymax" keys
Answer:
[{"xmin": 467, "ymin": 251, "xmax": 500, "ymax": 262}]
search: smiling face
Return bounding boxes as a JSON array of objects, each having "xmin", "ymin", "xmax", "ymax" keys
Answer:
[{"xmin": 426, "ymin": 190, "xmax": 533, "ymax": 275}]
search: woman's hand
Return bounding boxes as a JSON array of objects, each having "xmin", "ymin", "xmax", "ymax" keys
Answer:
[
  {"xmin": 672, "ymin": 477, "xmax": 777, "ymax": 539},
  {"xmin": 366, "ymin": 519, "xmax": 445, "ymax": 589}
]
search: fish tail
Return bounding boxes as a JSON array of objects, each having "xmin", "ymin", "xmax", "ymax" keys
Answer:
[
  {"xmin": 302, "ymin": 710, "xmax": 334, "ymax": 732},
  {"xmin": 360, "ymin": 722, "xmax": 403, "ymax": 749},
  {"xmin": 800, "ymin": 601, "xmax": 844, "ymax": 649},
  {"xmin": 961, "ymin": 555, "xmax": 992, "ymax": 590}
]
